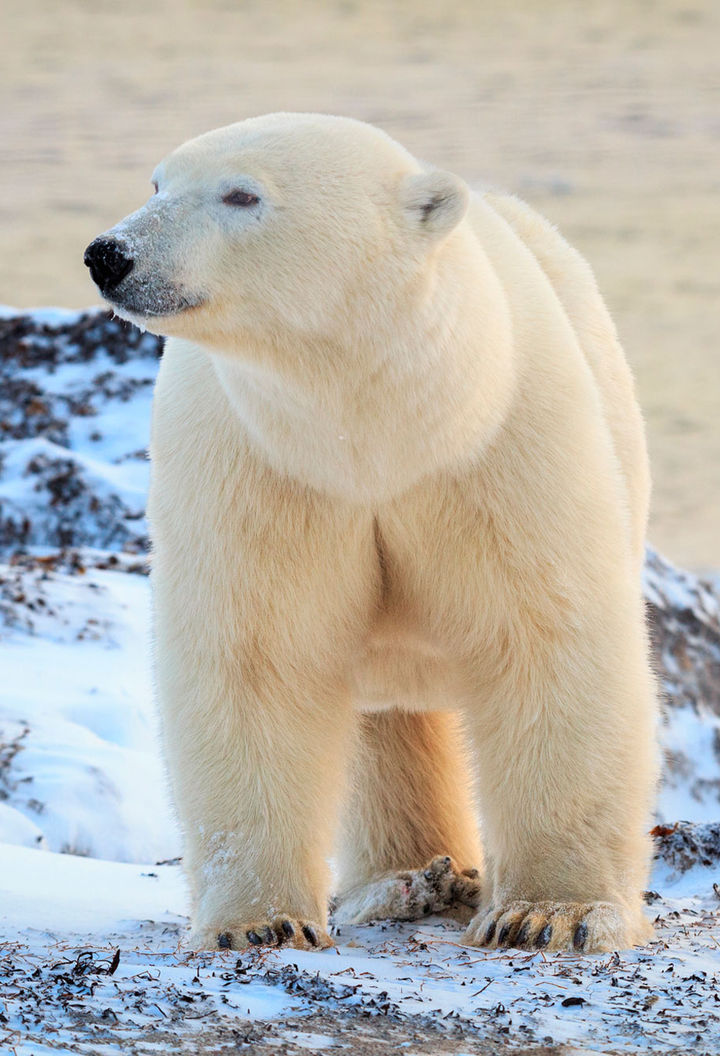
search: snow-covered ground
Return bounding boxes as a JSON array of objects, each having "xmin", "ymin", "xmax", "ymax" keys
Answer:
[
  {"xmin": 0, "ymin": 310, "xmax": 718, "ymax": 1055},
  {"xmin": 0, "ymin": 555, "xmax": 176, "ymax": 863},
  {"xmin": 0, "ymin": 834, "xmax": 718, "ymax": 1054}
]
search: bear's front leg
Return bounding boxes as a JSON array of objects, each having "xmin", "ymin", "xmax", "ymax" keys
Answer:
[
  {"xmin": 149, "ymin": 432, "xmax": 378, "ymax": 951},
  {"xmin": 166, "ymin": 646, "xmax": 357, "ymax": 950},
  {"xmin": 459, "ymin": 592, "xmax": 658, "ymax": 954},
  {"xmin": 179, "ymin": 657, "xmax": 352, "ymax": 954}
]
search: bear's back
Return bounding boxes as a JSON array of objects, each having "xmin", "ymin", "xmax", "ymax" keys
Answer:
[{"xmin": 480, "ymin": 192, "xmax": 650, "ymax": 569}]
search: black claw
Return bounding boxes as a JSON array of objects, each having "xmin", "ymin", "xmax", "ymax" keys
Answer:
[
  {"xmin": 573, "ymin": 922, "xmax": 588, "ymax": 951},
  {"xmin": 261, "ymin": 925, "xmax": 275, "ymax": 945},
  {"xmin": 281, "ymin": 920, "xmax": 295, "ymax": 939},
  {"xmin": 217, "ymin": 931, "xmax": 232, "ymax": 949},
  {"xmin": 302, "ymin": 924, "xmax": 318, "ymax": 946},
  {"xmin": 423, "ymin": 901, "xmax": 431, "ymax": 915},
  {"xmin": 498, "ymin": 922, "xmax": 512, "ymax": 946},
  {"xmin": 536, "ymin": 923, "xmax": 553, "ymax": 948},
  {"xmin": 485, "ymin": 919, "xmax": 497, "ymax": 944},
  {"xmin": 246, "ymin": 930, "xmax": 263, "ymax": 946},
  {"xmin": 516, "ymin": 921, "xmax": 531, "ymax": 946}
]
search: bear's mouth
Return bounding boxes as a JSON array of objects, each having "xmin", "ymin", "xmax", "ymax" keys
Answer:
[
  {"xmin": 101, "ymin": 278, "xmax": 206, "ymax": 320},
  {"xmin": 110, "ymin": 289, "xmax": 205, "ymax": 319}
]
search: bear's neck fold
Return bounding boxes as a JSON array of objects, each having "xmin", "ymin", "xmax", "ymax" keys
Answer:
[{"xmin": 209, "ymin": 252, "xmax": 515, "ymax": 505}]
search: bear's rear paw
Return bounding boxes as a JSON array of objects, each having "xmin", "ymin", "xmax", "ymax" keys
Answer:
[
  {"xmin": 191, "ymin": 917, "xmax": 333, "ymax": 952},
  {"xmin": 333, "ymin": 854, "xmax": 483, "ymax": 925},
  {"xmin": 464, "ymin": 900, "xmax": 647, "ymax": 953}
]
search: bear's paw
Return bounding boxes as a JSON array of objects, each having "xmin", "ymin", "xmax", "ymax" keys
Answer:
[
  {"xmin": 464, "ymin": 900, "xmax": 650, "ymax": 953},
  {"xmin": 333, "ymin": 854, "xmax": 483, "ymax": 926},
  {"xmin": 191, "ymin": 917, "xmax": 334, "ymax": 952}
]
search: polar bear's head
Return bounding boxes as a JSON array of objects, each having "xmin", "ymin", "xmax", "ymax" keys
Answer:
[{"xmin": 84, "ymin": 113, "xmax": 469, "ymax": 345}]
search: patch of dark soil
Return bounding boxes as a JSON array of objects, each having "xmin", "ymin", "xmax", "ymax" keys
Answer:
[{"xmin": 652, "ymin": 820, "xmax": 720, "ymax": 873}]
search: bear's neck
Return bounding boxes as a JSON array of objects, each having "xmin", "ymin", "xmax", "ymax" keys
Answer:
[{"xmin": 209, "ymin": 251, "xmax": 515, "ymax": 505}]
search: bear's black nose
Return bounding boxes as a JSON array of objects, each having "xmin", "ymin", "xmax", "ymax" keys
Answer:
[{"xmin": 83, "ymin": 238, "xmax": 134, "ymax": 293}]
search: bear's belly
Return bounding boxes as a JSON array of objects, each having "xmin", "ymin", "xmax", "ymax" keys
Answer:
[{"xmin": 350, "ymin": 616, "xmax": 461, "ymax": 713}]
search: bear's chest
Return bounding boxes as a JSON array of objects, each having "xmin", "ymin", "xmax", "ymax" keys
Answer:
[{"xmin": 210, "ymin": 355, "xmax": 495, "ymax": 505}]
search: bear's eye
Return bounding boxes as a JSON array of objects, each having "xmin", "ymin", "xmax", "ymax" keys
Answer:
[{"xmin": 222, "ymin": 189, "xmax": 260, "ymax": 208}]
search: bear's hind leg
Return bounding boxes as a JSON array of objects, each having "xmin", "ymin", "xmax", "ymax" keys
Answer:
[{"xmin": 333, "ymin": 710, "xmax": 483, "ymax": 925}]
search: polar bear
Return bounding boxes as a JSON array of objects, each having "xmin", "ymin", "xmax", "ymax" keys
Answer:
[{"xmin": 84, "ymin": 113, "xmax": 657, "ymax": 954}]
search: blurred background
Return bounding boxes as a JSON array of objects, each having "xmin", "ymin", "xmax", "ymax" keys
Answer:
[{"xmin": 2, "ymin": 0, "xmax": 718, "ymax": 570}]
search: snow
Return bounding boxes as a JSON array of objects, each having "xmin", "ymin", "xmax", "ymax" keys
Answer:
[
  {"xmin": 0, "ymin": 843, "xmax": 186, "ymax": 934},
  {"xmin": 1, "ymin": 560, "xmax": 177, "ymax": 863},
  {"xmin": 0, "ymin": 308, "xmax": 718, "ymax": 1053},
  {"xmin": 0, "ymin": 847, "xmax": 301, "ymax": 1053},
  {"xmin": 0, "ymin": 306, "xmax": 92, "ymax": 324},
  {"xmin": 0, "ymin": 824, "xmax": 718, "ymax": 1052},
  {"xmin": 657, "ymin": 704, "xmax": 720, "ymax": 825}
]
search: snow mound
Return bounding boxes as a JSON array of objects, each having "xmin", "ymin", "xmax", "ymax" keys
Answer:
[
  {"xmin": 0, "ymin": 553, "xmax": 177, "ymax": 863},
  {"xmin": 646, "ymin": 547, "xmax": 720, "ymax": 823},
  {"xmin": 0, "ymin": 309, "xmax": 161, "ymax": 553}
]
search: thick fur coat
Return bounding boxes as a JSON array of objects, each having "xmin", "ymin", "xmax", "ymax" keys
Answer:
[{"xmin": 86, "ymin": 113, "xmax": 657, "ymax": 954}]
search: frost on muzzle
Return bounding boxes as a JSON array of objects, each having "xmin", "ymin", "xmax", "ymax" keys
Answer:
[{"xmin": 84, "ymin": 199, "xmax": 204, "ymax": 318}]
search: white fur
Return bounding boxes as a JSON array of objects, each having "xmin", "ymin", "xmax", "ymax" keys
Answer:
[{"xmin": 94, "ymin": 113, "xmax": 657, "ymax": 953}]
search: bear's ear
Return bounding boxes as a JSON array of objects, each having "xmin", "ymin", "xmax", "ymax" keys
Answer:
[{"xmin": 400, "ymin": 169, "xmax": 469, "ymax": 239}]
